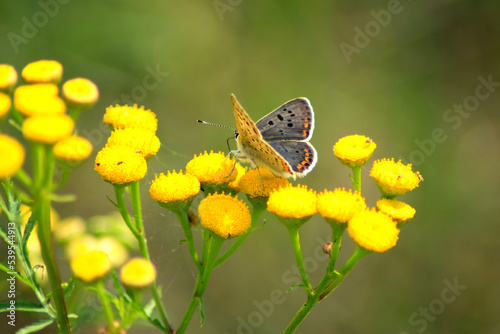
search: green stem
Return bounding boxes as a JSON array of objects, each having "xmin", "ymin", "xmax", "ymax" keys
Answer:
[
  {"xmin": 174, "ymin": 209, "xmax": 201, "ymax": 270},
  {"xmin": 115, "ymin": 184, "xmax": 173, "ymax": 333},
  {"xmin": 176, "ymin": 230, "xmax": 224, "ymax": 334},
  {"xmin": 351, "ymin": 166, "xmax": 362, "ymax": 193},
  {"xmin": 215, "ymin": 199, "xmax": 266, "ymax": 267},
  {"xmin": 96, "ymin": 280, "xmax": 116, "ymax": 334},
  {"xmin": 283, "ymin": 230, "xmax": 367, "ymax": 334},
  {"xmin": 287, "ymin": 227, "xmax": 312, "ymax": 293},
  {"xmin": 34, "ymin": 144, "xmax": 71, "ymax": 333}
]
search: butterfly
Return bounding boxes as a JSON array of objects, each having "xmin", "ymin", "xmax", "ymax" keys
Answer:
[{"xmin": 230, "ymin": 94, "xmax": 317, "ymax": 180}]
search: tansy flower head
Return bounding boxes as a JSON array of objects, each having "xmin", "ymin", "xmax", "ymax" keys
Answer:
[
  {"xmin": 53, "ymin": 216, "xmax": 86, "ymax": 244},
  {"xmin": 106, "ymin": 128, "xmax": 160, "ymax": 159},
  {"xmin": 149, "ymin": 170, "xmax": 200, "ymax": 210},
  {"xmin": 228, "ymin": 163, "xmax": 247, "ymax": 192},
  {"xmin": 0, "ymin": 92, "xmax": 11, "ymax": 119},
  {"xmin": 103, "ymin": 104, "xmax": 158, "ymax": 132},
  {"xmin": 370, "ymin": 158, "xmax": 421, "ymax": 198},
  {"xmin": 0, "ymin": 135, "xmax": 25, "ymax": 179},
  {"xmin": 0, "ymin": 64, "xmax": 18, "ymax": 92},
  {"xmin": 95, "ymin": 146, "xmax": 147, "ymax": 185},
  {"xmin": 198, "ymin": 193, "xmax": 251, "ymax": 239},
  {"xmin": 348, "ymin": 209, "xmax": 399, "ymax": 252},
  {"xmin": 267, "ymin": 185, "xmax": 317, "ymax": 228},
  {"xmin": 70, "ymin": 250, "xmax": 111, "ymax": 283},
  {"xmin": 22, "ymin": 60, "xmax": 63, "ymax": 84},
  {"xmin": 62, "ymin": 77, "xmax": 99, "ymax": 109},
  {"xmin": 65, "ymin": 234, "xmax": 129, "ymax": 267},
  {"xmin": 186, "ymin": 151, "xmax": 237, "ymax": 186},
  {"xmin": 22, "ymin": 114, "xmax": 74, "ymax": 144},
  {"xmin": 376, "ymin": 198, "xmax": 416, "ymax": 227},
  {"xmin": 317, "ymin": 188, "xmax": 367, "ymax": 223},
  {"xmin": 120, "ymin": 258, "xmax": 156, "ymax": 289},
  {"xmin": 238, "ymin": 168, "xmax": 290, "ymax": 198},
  {"xmin": 334, "ymin": 135, "xmax": 376, "ymax": 168},
  {"xmin": 53, "ymin": 136, "xmax": 92, "ymax": 162},
  {"xmin": 14, "ymin": 84, "xmax": 65, "ymax": 117}
]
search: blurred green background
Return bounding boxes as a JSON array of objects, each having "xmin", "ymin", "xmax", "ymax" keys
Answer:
[{"xmin": 1, "ymin": 0, "xmax": 499, "ymax": 333}]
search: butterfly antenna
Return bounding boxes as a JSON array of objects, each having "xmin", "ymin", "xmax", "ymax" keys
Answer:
[{"xmin": 197, "ymin": 119, "xmax": 236, "ymax": 131}]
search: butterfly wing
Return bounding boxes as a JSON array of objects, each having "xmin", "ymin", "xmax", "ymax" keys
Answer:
[
  {"xmin": 231, "ymin": 94, "xmax": 260, "ymax": 140},
  {"xmin": 268, "ymin": 141, "xmax": 317, "ymax": 177},
  {"xmin": 255, "ymin": 98, "xmax": 314, "ymax": 141}
]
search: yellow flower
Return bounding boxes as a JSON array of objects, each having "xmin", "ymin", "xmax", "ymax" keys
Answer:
[
  {"xmin": 198, "ymin": 193, "xmax": 251, "ymax": 239},
  {"xmin": 65, "ymin": 234, "xmax": 99, "ymax": 260},
  {"xmin": 62, "ymin": 77, "xmax": 99, "ymax": 109},
  {"xmin": 334, "ymin": 135, "xmax": 376, "ymax": 168},
  {"xmin": 21, "ymin": 60, "xmax": 63, "ymax": 84},
  {"xmin": 94, "ymin": 146, "xmax": 147, "ymax": 185},
  {"xmin": 0, "ymin": 135, "xmax": 25, "ymax": 179},
  {"xmin": 0, "ymin": 92, "xmax": 11, "ymax": 119},
  {"xmin": 376, "ymin": 198, "xmax": 416, "ymax": 226},
  {"xmin": 120, "ymin": 258, "xmax": 156, "ymax": 288},
  {"xmin": 65, "ymin": 234, "xmax": 129, "ymax": 267},
  {"xmin": 103, "ymin": 104, "xmax": 158, "ymax": 132},
  {"xmin": 106, "ymin": 128, "xmax": 160, "ymax": 158},
  {"xmin": 53, "ymin": 136, "xmax": 92, "ymax": 161},
  {"xmin": 317, "ymin": 188, "xmax": 366, "ymax": 223},
  {"xmin": 267, "ymin": 185, "xmax": 317, "ymax": 220},
  {"xmin": 228, "ymin": 163, "xmax": 247, "ymax": 192},
  {"xmin": 0, "ymin": 64, "xmax": 18, "ymax": 92},
  {"xmin": 149, "ymin": 170, "xmax": 200, "ymax": 205},
  {"xmin": 53, "ymin": 216, "xmax": 86, "ymax": 244},
  {"xmin": 22, "ymin": 114, "xmax": 74, "ymax": 144},
  {"xmin": 370, "ymin": 158, "xmax": 421, "ymax": 198},
  {"xmin": 238, "ymin": 168, "xmax": 290, "ymax": 198},
  {"xmin": 348, "ymin": 209, "xmax": 399, "ymax": 252},
  {"xmin": 14, "ymin": 84, "xmax": 66, "ymax": 117},
  {"xmin": 186, "ymin": 151, "xmax": 237, "ymax": 185},
  {"xmin": 70, "ymin": 250, "xmax": 112, "ymax": 283}
]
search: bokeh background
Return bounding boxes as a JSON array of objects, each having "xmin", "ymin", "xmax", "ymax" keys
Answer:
[{"xmin": 1, "ymin": 1, "xmax": 499, "ymax": 333}]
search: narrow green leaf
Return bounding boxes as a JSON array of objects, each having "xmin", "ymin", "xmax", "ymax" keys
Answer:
[
  {"xmin": 0, "ymin": 301, "xmax": 46, "ymax": 313},
  {"xmin": 16, "ymin": 319, "xmax": 53, "ymax": 334}
]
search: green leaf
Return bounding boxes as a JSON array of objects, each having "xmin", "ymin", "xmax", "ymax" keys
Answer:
[
  {"xmin": 63, "ymin": 278, "xmax": 76, "ymax": 299},
  {"xmin": 286, "ymin": 284, "xmax": 306, "ymax": 294},
  {"xmin": 22, "ymin": 213, "xmax": 37, "ymax": 254},
  {"xmin": 16, "ymin": 319, "xmax": 54, "ymax": 334},
  {"xmin": 0, "ymin": 301, "xmax": 46, "ymax": 313}
]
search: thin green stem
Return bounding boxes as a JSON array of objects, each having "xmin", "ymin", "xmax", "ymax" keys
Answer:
[
  {"xmin": 96, "ymin": 280, "xmax": 116, "ymax": 334},
  {"xmin": 351, "ymin": 166, "xmax": 362, "ymax": 193},
  {"xmin": 115, "ymin": 184, "xmax": 173, "ymax": 333},
  {"xmin": 215, "ymin": 199, "xmax": 266, "ymax": 267},
  {"xmin": 287, "ymin": 227, "xmax": 312, "ymax": 293},
  {"xmin": 174, "ymin": 209, "xmax": 201, "ymax": 270},
  {"xmin": 176, "ymin": 230, "xmax": 224, "ymax": 334},
  {"xmin": 34, "ymin": 144, "xmax": 71, "ymax": 333}
]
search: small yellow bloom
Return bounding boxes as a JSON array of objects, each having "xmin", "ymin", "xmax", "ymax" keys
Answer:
[
  {"xmin": 186, "ymin": 151, "xmax": 237, "ymax": 185},
  {"xmin": 0, "ymin": 135, "xmax": 25, "ymax": 179},
  {"xmin": 94, "ymin": 146, "xmax": 147, "ymax": 185},
  {"xmin": 70, "ymin": 250, "xmax": 112, "ymax": 283},
  {"xmin": 106, "ymin": 128, "xmax": 160, "ymax": 158},
  {"xmin": 334, "ymin": 135, "xmax": 376, "ymax": 168},
  {"xmin": 0, "ymin": 64, "xmax": 18, "ymax": 92},
  {"xmin": 21, "ymin": 60, "xmax": 63, "ymax": 84},
  {"xmin": 228, "ymin": 163, "xmax": 247, "ymax": 192},
  {"xmin": 0, "ymin": 92, "xmax": 11, "ymax": 119},
  {"xmin": 317, "ymin": 188, "xmax": 367, "ymax": 223},
  {"xmin": 370, "ymin": 158, "xmax": 422, "ymax": 198},
  {"xmin": 149, "ymin": 170, "xmax": 200, "ymax": 205},
  {"xmin": 95, "ymin": 236, "xmax": 129, "ymax": 267},
  {"xmin": 53, "ymin": 136, "xmax": 92, "ymax": 161},
  {"xmin": 103, "ymin": 104, "xmax": 158, "ymax": 132},
  {"xmin": 53, "ymin": 216, "xmax": 86, "ymax": 244},
  {"xmin": 348, "ymin": 209, "xmax": 399, "ymax": 252},
  {"xmin": 120, "ymin": 258, "xmax": 156, "ymax": 288},
  {"xmin": 376, "ymin": 198, "xmax": 416, "ymax": 224},
  {"xmin": 267, "ymin": 184, "xmax": 317, "ymax": 219},
  {"xmin": 62, "ymin": 77, "xmax": 99, "ymax": 109},
  {"xmin": 65, "ymin": 234, "xmax": 99, "ymax": 260},
  {"xmin": 198, "ymin": 193, "xmax": 251, "ymax": 239},
  {"xmin": 22, "ymin": 114, "xmax": 74, "ymax": 144},
  {"xmin": 14, "ymin": 84, "xmax": 66, "ymax": 117},
  {"xmin": 238, "ymin": 168, "xmax": 290, "ymax": 198}
]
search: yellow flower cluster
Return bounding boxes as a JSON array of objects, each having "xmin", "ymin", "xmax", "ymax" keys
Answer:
[
  {"xmin": 95, "ymin": 104, "xmax": 160, "ymax": 185},
  {"xmin": 0, "ymin": 60, "xmax": 98, "ymax": 179}
]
